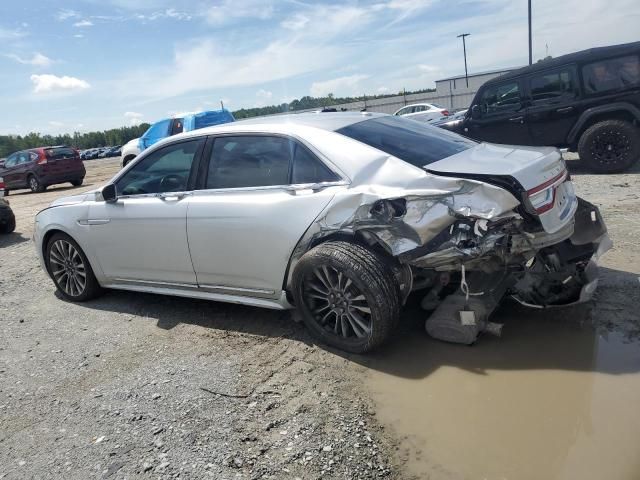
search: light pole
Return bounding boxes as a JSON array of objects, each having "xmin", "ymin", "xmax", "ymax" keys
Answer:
[
  {"xmin": 528, "ymin": 0, "xmax": 532, "ymax": 65},
  {"xmin": 457, "ymin": 33, "xmax": 471, "ymax": 88}
]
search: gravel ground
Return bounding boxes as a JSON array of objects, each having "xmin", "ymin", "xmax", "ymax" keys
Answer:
[{"xmin": 1, "ymin": 155, "xmax": 639, "ymax": 479}]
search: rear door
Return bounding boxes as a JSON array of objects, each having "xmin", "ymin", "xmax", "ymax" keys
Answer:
[
  {"xmin": 464, "ymin": 79, "xmax": 532, "ymax": 144},
  {"xmin": 525, "ymin": 65, "xmax": 581, "ymax": 146},
  {"xmin": 186, "ymin": 134, "xmax": 342, "ymax": 297},
  {"xmin": 42, "ymin": 147, "xmax": 79, "ymax": 179}
]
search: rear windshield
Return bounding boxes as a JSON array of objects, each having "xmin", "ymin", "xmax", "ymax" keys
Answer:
[
  {"xmin": 336, "ymin": 116, "xmax": 476, "ymax": 168},
  {"xmin": 45, "ymin": 147, "xmax": 76, "ymax": 160}
]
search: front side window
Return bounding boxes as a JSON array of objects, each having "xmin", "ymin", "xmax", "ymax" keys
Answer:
[
  {"xmin": 530, "ymin": 68, "xmax": 577, "ymax": 103},
  {"xmin": 479, "ymin": 81, "xmax": 522, "ymax": 114},
  {"xmin": 116, "ymin": 139, "xmax": 203, "ymax": 196},
  {"xmin": 583, "ymin": 55, "xmax": 640, "ymax": 94},
  {"xmin": 4, "ymin": 153, "xmax": 18, "ymax": 168},
  {"xmin": 336, "ymin": 116, "xmax": 476, "ymax": 169}
]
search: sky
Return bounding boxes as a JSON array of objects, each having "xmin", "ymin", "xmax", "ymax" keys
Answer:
[{"xmin": 0, "ymin": 0, "xmax": 638, "ymax": 136}]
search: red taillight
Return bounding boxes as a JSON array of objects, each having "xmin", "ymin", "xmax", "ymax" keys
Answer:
[
  {"xmin": 527, "ymin": 169, "xmax": 568, "ymax": 214},
  {"xmin": 442, "ymin": 110, "xmax": 450, "ymax": 116},
  {"xmin": 37, "ymin": 150, "xmax": 48, "ymax": 165},
  {"xmin": 0, "ymin": 177, "xmax": 5, "ymax": 193}
]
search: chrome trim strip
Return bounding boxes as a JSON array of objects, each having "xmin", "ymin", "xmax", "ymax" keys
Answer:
[
  {"xmin": 112, "ymin": 278, "xmax": 199, "ymax": 289},
  {"xmin": 199, "ymin": 284, "xmax": 275, "ymax": 297}
]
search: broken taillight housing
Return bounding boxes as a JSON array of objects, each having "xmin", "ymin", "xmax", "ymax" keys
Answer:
[{"xmin": 526, "ymin": 169, "xmax": 568, "ymax": 214}]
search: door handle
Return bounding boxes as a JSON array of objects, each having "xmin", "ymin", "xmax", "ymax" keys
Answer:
[
  {"xmin": 158, "ymin": 192, "xmax": 191, "ymax": 201},
  {"xmin": 556, "ymin": 106, "xmax": 574, "ymax": 114},
  {"xmin": 508, "ymin": 116, "xmax": 524, "ymax": 123}
]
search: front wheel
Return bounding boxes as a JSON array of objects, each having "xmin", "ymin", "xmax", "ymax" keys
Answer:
[
  {"xmin": 292, "ymin": 241, "xmax": 400, "ymax": 353},
  {"xmin": 0, "ymin": 216, "xmax": 15, "ymax": 234},
  {"xmin": 46, "ymin": 233, "xmax": 103, "ymax": 301},
  {"xmin": 578, "ymin": 120, "xmax": 640, "ymax": 173}
]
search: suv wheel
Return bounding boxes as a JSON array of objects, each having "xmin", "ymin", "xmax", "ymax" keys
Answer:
[
  {"xmin": 578, "ymin": 120, "xmax": 640, "ymax": 173},
  {"xmin": 292, "ymin": 241, "xmax": 400, "ymax": 353},
  {"xmin": 71, "ymin": 179, "xmax": 84, "ymax": 187},
  {"xmin": 29, "ymin": 175, "xmax": 46, "ymax": 193},
  {"xmin": 45, "ymin": 233, "xmax": 103, "ymax": 301}
]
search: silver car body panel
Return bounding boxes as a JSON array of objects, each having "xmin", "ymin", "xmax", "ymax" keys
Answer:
[{"xmin": 34, "ymin": 112, "xmax": 608, "ymax": 310}]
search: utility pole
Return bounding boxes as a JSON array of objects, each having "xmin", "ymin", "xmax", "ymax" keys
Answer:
[
  {"xmin": 457, "ymin": 33, "xmax": 471, "ymax": 88},
  {"xmin": 220, "ymin": 100, "xmax": 225, "ymax": 110},
  {"xmin": 528, "ymin": 0, "xmax": 532, "ymax": 65}
]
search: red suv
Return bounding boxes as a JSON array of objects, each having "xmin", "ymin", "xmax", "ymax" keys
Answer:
[{"xmin": 0, "ymin": 146, "xmax": 85, "ymax": 193}]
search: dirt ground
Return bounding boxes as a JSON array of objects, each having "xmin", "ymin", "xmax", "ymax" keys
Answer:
[{"xmin": 1, "ymin": 156, "xmax": 639, "ymax": 479}]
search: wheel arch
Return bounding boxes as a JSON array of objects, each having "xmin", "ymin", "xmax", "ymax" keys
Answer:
[
  {"xmin": 40, "ymin": 227, "xmax": 104, "ymax": 284},
  {"xmin": 282, "ymin": 228, "xmax": 399, "ymax": 300},
  {"xmin": 567, "ymin": 103, "xmax": 640, "ymax": 148}
]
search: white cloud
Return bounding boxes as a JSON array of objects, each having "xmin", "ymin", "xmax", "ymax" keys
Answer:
[
  {"xmin": 121, "ymin": 38, "xmax": 345, "ymax": 99},
  {"xmin": 377, "ymin": 86, "xmax": 389, "ymax": 93},
  {"xmin": 136, "ymin": 9, "xmax": 192, "ymax": 21},
  {"xmin": 281, "ymin": 13, "xmax": 309, "ymax": 31},
  {"xmin": 49, "ymin": 121, "xmax": 64, "ymax": 127},
  {"xmin": 205, "ymin": 0, "xmax": 273, "ymax": 25},
  {"xmin": 0, "ymin": 27, "xmax": 26, "ymax": 40},
  {"xmin": 124, "ymin": 111, "xmax": 144, "ymax": 125},
  {"xmin": 6, "ymin": 53, "xmax": 53, "ymax": 68},
  {"xmin": 30, "ymin": 74, "xmax": 91, "ymax": 94},
  {"xmin": 73, "ymin": 20, "xmax": 94, "ymax": 27},
  {"xmin": 56, "ymin": 9, "xmax": 80, "ymax": 21},
  {"xmin": 255, "ymin": 89, "xmax": 273, "ymax": 107},
  {"xmin": 310, "ymin": 74, "xmax": 369, "ymax": 97},
  {"xmin": 74, "ymin": 34, "xmax": 84, "ymax": 38}
]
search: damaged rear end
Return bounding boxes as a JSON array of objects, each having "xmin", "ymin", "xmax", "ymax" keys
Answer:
[{"xmin": 298, "ymin": 120, "xmax": 611, "ymax": 346}]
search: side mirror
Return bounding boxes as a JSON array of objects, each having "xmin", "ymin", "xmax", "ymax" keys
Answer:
[
  {"xmin": 102, "ymin": 184, "xmax": 117, "ymax": 203},
  {"xmin": 471, "ymin": 105, "xmax": 482, "ymax": 120}
]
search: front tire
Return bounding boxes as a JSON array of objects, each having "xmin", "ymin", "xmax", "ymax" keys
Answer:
[
  {"xmin": 46, "ymin": 233, "xmax": 103, "ymax": 301},
  {"xmin": 578, "ymin": 120, "xmax": 640, "ymax": 173},
  {"xmin": 29, "ymin": 175, "xmax": 46, "ymax": 193},
  {"xmin": 292, "ymin": 241, "xmax": 400, "ymax": 353}
]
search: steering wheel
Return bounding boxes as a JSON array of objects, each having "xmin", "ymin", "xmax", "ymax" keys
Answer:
[{"xmin": 159, "ymin": 174, "xmax": 184, "ymax": 192}]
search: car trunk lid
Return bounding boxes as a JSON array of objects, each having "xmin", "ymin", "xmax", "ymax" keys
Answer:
[{"xmin": 425, "ymin": 142, "xmax": 577, "ymax": 234}]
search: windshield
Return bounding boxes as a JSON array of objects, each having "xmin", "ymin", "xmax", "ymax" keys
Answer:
[{"xmin": 336, "ymin": 116, "xmax": 476, "ymax": 168}]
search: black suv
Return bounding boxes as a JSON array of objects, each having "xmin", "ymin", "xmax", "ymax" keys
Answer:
[{"xmin": 455, "ymin": 41, "xmax": 640, "ymax": 173}]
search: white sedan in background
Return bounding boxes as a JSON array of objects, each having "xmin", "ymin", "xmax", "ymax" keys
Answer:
[
  {"xmin": 393, "ymin": 103, "xmax": 450, "ymax": 122},
  {"xmin": 34, "ymin": 113, "xmax": 609, "ymax": 353}
]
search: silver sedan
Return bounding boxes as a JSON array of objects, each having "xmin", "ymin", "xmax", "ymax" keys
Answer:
[{"xmin": 34, "ymin": 113, "xmax": 610, "ymax": 352}]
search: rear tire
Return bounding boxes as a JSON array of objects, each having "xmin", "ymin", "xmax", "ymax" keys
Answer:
[
  {"xmin": 28, "ymin": 175, "xmax": 46, "ymax": 193},
  {"xmin": 0, "ymin": 216, "xmax": 15, "ymax": 234},
  {"xmin": 292, "ymin": 241, "xmax": 400, "ymax": 353},
  {"xmin": 71, "ymin": 179, "xmax": 83, "ymax": 187},
  {"xmin": 45, "ymin": 232, "xmax": 103, "ymax": 302},
  {"xmin": 578, "ymin": 120, "xmax": 640, "ymax": 173}
]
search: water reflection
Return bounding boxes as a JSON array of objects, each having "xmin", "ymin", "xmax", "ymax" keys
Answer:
[{"xmin": 365, "ymin": 302, "xmax": 640, "ymax": 480}]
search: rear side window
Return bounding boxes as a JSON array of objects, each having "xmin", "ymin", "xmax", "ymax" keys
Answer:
[
  {"xmin": 46, "ymin": 147, "xmax": 76, "ymax": 160},
  {"xmin": 530, "ymin": 68, "xmax": 577, "ymax": 102},
  {"xmin": 336, "ymin": 116, "xmax": 476, "ymax": 168},
  {"xmin": 291, "ymin": 144, "xmax": 338, "ymax": 184},
  {"xmin": 583, "ymin": 55, "xmax": 640, "ymax": 94},
  {"xmin": 479, "ymin": 81, "xmax": 522, "ymax": 114}
]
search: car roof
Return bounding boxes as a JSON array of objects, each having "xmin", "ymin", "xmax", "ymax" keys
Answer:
[
  {"xmin": 194, "ymin": 111, "xmax": 389, "ymax": 135},
  {"xmin": 484, "ymin": 40, "xmax": 640, "ymax": 86}
]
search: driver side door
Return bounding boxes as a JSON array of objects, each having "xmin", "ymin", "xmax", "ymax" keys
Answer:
[{"xmin": 87, "ymin": 138, "xmax": 205, "ymax": 286}]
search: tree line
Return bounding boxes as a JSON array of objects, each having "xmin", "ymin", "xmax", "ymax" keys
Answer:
[
  {"xmin": 0, "ymin": 124, "xmax": 151, "ymax": 158},
  {"xmin": 0, "ymin": 88, "xmax": 435, "ymax": 157}
]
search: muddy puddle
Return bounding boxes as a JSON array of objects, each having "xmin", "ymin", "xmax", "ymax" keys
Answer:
[{"xmin": 365, "ymin": 303, "xmax": 640, "ymax": 480}]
